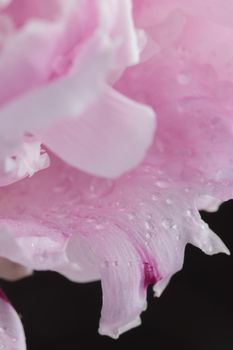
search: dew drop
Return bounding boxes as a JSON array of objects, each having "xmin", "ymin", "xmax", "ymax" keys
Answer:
[
  {"xmin": 89, "ymin": 179, "xmax": 114, "ymax": 199},
  {"xmin": 128, "ymin": 213, "xmax": 135, "ymax": 221},
  {"xmin": 156, "ymin": 180, "xmax": 168, "ymax": 188},
  {"xmin": 102, "ymin": 260, "xmax": 109, "ymax": 268},
  {"xmin": 165, "ymin": 198, "xmax": 172, "ymax": 205},
  {"xmin": 95, "ymin": 224, "xmax": 103, "ymax": 231},
  {"xmin": 145, "ymin": 232, "xmax": 152, "ymax": 239},
  {"xmin": 177, "ymin": 73, "xmax": 190, "ymax": 85},
  {"xmin": 162, "ymin": 218, "xmax": 176, "ymax": 229},
  {"xmin": 145, "ymin": 221, "xmax": 151, "ymax": 230},
  {"xmin": 201, "ymin": 223, "xmax": 208, "ymax": 230},
  {"xmin": 162, "ymin": 219, "xmax": 171, "ymax": 229}
]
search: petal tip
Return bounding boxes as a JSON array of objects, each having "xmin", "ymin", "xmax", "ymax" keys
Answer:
[{"xmin": 98, "ymin": 316, "xmax": 142, "ymax": 339}]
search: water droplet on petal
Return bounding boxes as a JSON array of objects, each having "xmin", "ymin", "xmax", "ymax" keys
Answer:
[
  {"xmin": 201, "ymin": 223, "xmax": 209, "ymax": 230},
  {"xmin": 162, "ymin": 218, "xmax": 176, "ymax": 229},
  {"xmin": 145, "ymin": 221, "xmax": 151, "ymax": 230},
  {"xmin": 177, "ymin": 73, "xmax": 190, "ymax": 85},
  {"xmin": 128, "ymin": 213, "xmax": 135, "ymax": 221},
  {"xmin": 95, "ymin": 224, "xmax": 103, "ymax": 231},
  {"xmin": 162, "ymin": 219, "xmax": 171, "ymax": 229},
  {"xmin": 89, "ymin": 179, "xmax": 114, "ymax": 198},
  {"xmin": 102, "ymin": 260, "xmax": 109, "ymax": 268},
  {"xmin": 165, "ymin": 198, "xmax": 172, "ymax": 204},
  {"xmin": 156, "ymin": 180, "xmax": 168, "ymax": 188},
  {"xmin": 145, "ymin": 232, "xmax": 152, "ymax": 239}
]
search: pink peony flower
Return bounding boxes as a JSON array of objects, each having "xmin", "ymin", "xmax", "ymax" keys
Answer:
[{"xmin": 0, "ymin": 0, "xmax": 232, "ymax": 346}]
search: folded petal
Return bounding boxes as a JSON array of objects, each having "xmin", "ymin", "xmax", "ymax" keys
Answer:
[
  {"xmin": 39, "ymin": 87, "xmax": 155, "ymax": 178},
  {"xmin": 0, "ymin": 290, "xmax": 26, "ymax": 350}
]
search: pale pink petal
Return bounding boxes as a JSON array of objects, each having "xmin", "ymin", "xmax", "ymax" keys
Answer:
[
  {"xmin": 0, "ymin": 290, "xmax": 26, "ymax": 350},
  {"xmin": 0, "ymin": 154, "xmax": 228, "ymax": 337},
  {"xmin": 0, "ymin": 0, "xmax": 144, "ymax": 181},
  {"xmin": 0, "ymin": 220, "xmax": 86, "ymax": 282},
  {"xmin": 39, "ymin": 87, "xmax": 155, "ymax": 178},
  {"xmin": 116, "ymin": 34, "xmax": 233, "ymax": 198},
  {"xmin": 3, "ymin": 0, "xmax": 62, "ymax": 26},
  {"xmin": 0, "ymin": 7, "xmax": 112, "ymax": 141},
  {"xmin": 133, "ymin": 0, "xmax": 233, "ymax": 81},
  {"xmin": 0, "ymin": 258, "xmax": 32, "ymax": 281}
]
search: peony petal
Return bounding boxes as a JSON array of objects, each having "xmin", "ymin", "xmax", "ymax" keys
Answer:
[
  {"xmin": 133, "ymin": 0, "xmax": 233, "ymax": 81},
  {"xmin": 0, "ymin": 290, "xmax": 26, "ymax": 350},
  {"xmin": 112, "ymin": 0, "xmax": 140, "ymax": 67},
  {"xmin": 0, "ymin": 0, "xmax": 141, "ymax": 183},
  {"xmin": 0, "ymin": 26, "xmax": 114, "ymax": 146},
  {"xmin": 66, "ymin": 224, "xmax": 147, "ymax": 338},
  {"xmin": 0, "ymin": 257, "xmax": 32, "ymax": 281},
  {"xmin": 39, "ymin": 87, "xmax": 155, "ymax": 178},
  {"xmin": 0, "ymin": 153, "xmax": 229, "ymax": 337},
  {"xmin": 116, "ymin": 35, "xmax": 233, "ymax": 198}
]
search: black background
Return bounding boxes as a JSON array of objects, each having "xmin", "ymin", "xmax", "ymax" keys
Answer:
[{"xmin": 1, "ymin": 201, "xmax": 233, "ymax": 350}]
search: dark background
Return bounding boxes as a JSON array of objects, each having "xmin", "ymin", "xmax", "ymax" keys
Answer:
[{"xmin": 1, "ymin": 201, "xmax": 233, "ymax": 350}]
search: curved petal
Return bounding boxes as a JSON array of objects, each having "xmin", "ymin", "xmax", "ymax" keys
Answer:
[
  {"xmin": 39, "ymin": 87, "xmax": 155, "ymax": 178},
  {"xmin": 0, "ymin": 154, "xmax": 229, "ymax": 337},
  {"xmin": 0, "ymin": 0, "xmax": 141, "ymax": 183},
  {"xmin": 0, "ymin": 290, "xmax": 26, "ymax": 350},
  {"xmin": 67, "ymin": 224, "xmax": 147, "ymax": 338},
  {"xmin": 0, "ymin": 257, "xmax": 32, "ymax": 281}
]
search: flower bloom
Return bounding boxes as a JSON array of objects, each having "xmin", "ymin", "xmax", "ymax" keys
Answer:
[{"xmin": 0, "ymin": 0, "xmax": 232, "ymax": 346}]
